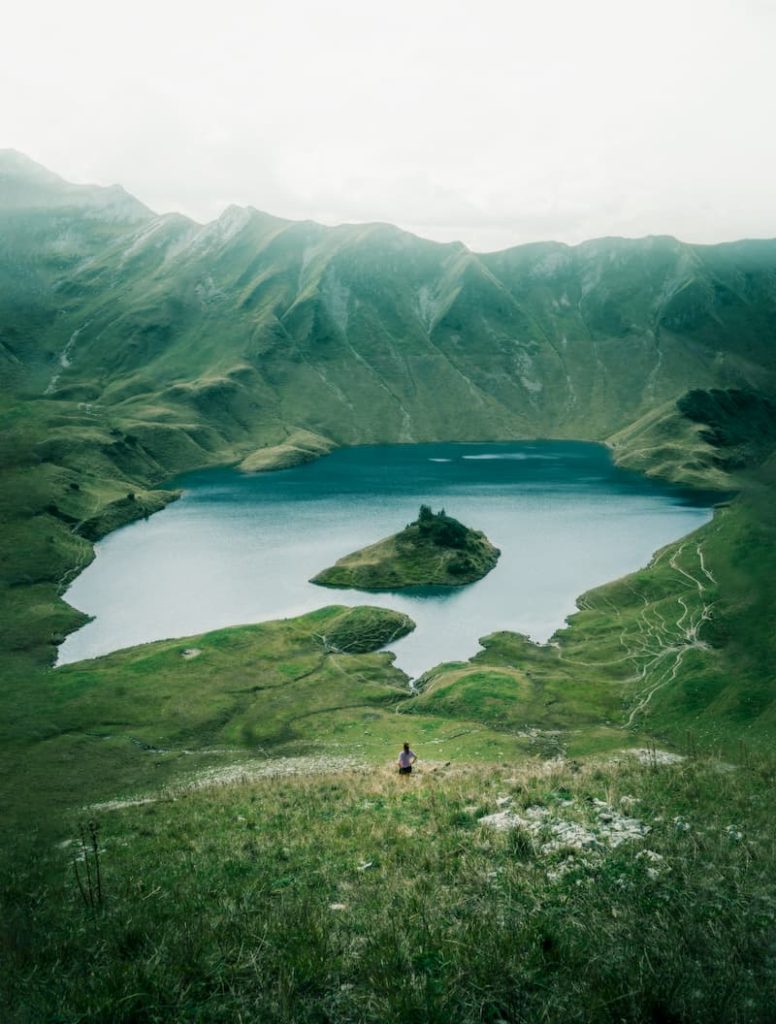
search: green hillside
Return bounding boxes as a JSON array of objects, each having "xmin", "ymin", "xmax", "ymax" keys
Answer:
[
  {"xmin": 2, "ymin": 150, "xmax": 775, "ymax": 788},
  {"xmin": 3, "ymin": 151, "xmax": 776, "ymax": 676},
  {"xmin": 2, "ymin": 153, "xmax": 776, "ymax": 1020}
]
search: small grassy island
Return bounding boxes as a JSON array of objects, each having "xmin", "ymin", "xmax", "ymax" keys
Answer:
[{"xmin": 311, "ymin": 504, "xmax": 500, "ymax": 590}]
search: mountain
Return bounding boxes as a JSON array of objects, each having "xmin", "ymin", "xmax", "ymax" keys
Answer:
[
  {"xmin": 0, "ymin": 149, "xmax": 151, "ymax": 218},
  {"xmin": 2, "ymin": 155, "xmax": 776, "ymax": 1020},
  {"xmin": 1, "ymin": 154, "xmax": 775, "ymax": 715},
  {"xmin": 3, "ymin": 152, "xmax": 776, "ymax": 450},
  {"xmin": 0, "ymin": 151, "xmax": 152, "ymax": 389}
]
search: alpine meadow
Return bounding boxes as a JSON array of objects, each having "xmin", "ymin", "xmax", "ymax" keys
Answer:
[{"xmin": 2, "ymin": 149, "xmax": 776, "ymax": 1023}]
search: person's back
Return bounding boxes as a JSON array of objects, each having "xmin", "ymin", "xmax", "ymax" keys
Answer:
[{"xmin": 398, "ymin": 742, "xmax": 416, "ymax": 774}]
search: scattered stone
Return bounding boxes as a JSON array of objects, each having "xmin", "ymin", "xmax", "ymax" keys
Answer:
[
  {"xmin": 479, "ymin": 799, "xmax": 649, "ymax": 853},
  {"xmin": 181, "ymin": 755, "xmax": 367, "ymax": 791},
  {"xmin": 594, "ymin": 806, "xmax": 649, "ymax": 847},
  {"xmin": 83, "ymin": 755, "xmax": 368, "ymax": 814},
  {"xmin": 88, "ymin": 796, "xmax": 159, "ymax": 813},
  {"xmin": 542, "ymin": 821, "xmax": 599, "ymax": 854},
  {"xmin": 181, "ymin": 648, "xmax": 202, "ymax": 659},
  {"xmin": 479, "ymin": 810, "xmax": 524, "ymax": 831},
  {"xmin": 626, "ymin": 748, "xmax": 685, "ymax": 766},
  {"xmin": 637, "ymin": 850, "xmax": 664, "ymax": 863}
]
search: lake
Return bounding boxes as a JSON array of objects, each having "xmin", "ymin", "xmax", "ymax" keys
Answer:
[{"xmin": 59, "ymin": 441, "xmax": 716, "ymax": 677}]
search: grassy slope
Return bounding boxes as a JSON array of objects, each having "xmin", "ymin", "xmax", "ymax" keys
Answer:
[
  {"xmin": 0, "ymin": 605, "xmax": 542, "ymax": 844},
  {"xmin": 4, "ymin": 755, "xmax": 775, "ymax": 1022},
  {"xmin": 410, "ymin": 479, "xmax": 776, "ymax": 758},
  {"xmin": 4, "ymin": 156, "xmax": 776, "ymax": 683},
  {"xmin": 2, "ymin": 156, "xmax": 776, "ymax": 1019}
]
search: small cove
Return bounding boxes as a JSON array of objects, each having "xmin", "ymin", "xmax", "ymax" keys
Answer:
[{"xmin": 59, "ymin": 441, "xmax": 717, "ymax": 677}]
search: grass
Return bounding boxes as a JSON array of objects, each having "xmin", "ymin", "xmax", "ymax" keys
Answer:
[
  {"xmin": 3, "ymin": 753, "xmax": 775, "ymax": 1022},
  {"xmin": 311, "ymin": 506, "xmax": 500, "ymax": 590},
  {"xmin": 0, "ymin": 605, "xmax": 542, "ymax": 845},
  {"xmin": 408, "ymin": 479, "xmax": 776, "ymax": 759},
  {"xmin": 3, "ymin": 170, "xmax": 776, "ymax": 1019}
]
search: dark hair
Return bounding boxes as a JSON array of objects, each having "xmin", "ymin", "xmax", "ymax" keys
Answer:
[{"xmin": 403, "ymin": 742, "xmax": 410, "ymax": 751}]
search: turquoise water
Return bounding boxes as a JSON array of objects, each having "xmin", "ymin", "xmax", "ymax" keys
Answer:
[{"xmin": 59, "ymin": 442, "xmax": 716, "ymax": 677}]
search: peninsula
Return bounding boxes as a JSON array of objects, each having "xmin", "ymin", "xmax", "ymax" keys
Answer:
[{"xmin": 311, "ymin": 505, "xmax": 500, "ymax": 590}]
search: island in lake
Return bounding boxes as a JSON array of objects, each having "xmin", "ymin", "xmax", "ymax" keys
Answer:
[{"xmin": 311, "ymin": 505, "xmax": 501, "ymax": 590}]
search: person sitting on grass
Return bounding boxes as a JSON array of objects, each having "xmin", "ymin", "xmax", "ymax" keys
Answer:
[{"xmin": 398, "ymin": 742, "xmax": 417, "ymax": 775}]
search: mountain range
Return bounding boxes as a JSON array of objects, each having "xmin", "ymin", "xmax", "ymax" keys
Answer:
[
  {"xmin": 4, "ymin": 148, "xmax": 776, "ymax": 453},
  {"xmin": 3, "ymin": 149, "xmax": 776, "ymax": 1020},
  {"xmin": 2, "ymin": 149, "xmax": 776, "ymax": 742}
]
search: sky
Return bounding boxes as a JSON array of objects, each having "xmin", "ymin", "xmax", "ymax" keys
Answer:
[{"xmin": 2, "ymin": 0, "xmax": 776, "ymax": 251}]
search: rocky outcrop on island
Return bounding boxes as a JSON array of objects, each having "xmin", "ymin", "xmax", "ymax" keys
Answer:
[{"xmin": 311, "ymin": 505, "xmax": 500, "ymax": 590}]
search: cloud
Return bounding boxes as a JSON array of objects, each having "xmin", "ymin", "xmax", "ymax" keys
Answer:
[{"xmin": 2, "ymin": 0, "xmax": 776, "ymax": 249}]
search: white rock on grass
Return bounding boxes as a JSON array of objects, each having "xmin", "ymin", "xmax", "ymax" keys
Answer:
[
  {"xmin": 626, "ymin": 748, "xmax": 685, "ymax": 766},
  {"xmin": 88, "ymin": 796, "xmax": 159, "ymax": 813},
  {"xmin": 637, "ymin": 849, "xmax": 664, "ymax": 863},
  {"xmin": 479, "ymin": 800, "xmax": 649, "ymax": 853},
  {"xmin": 595, "ymin": 806, "xmax": 649, "ymax": 847},
  {"xmin": 479, "ymin": 810, "xmax": 524, "ymax": 831},
  {"xmin": 181, "ymin": 756, "xmax": 367, "ymax": 790},
  {"xmin": 84, "ymin": 756, "xmax": 368, "ymax": 814}
]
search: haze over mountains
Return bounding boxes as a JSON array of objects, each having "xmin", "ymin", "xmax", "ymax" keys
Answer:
[
  {"xmin": 3, "ymin": 148, "xmax": 776, "ymax": 466},
  {"xmin": 3, "ymin": 149, "xmax": 776, "ymax": 1020},
  {"xmin": 2, "ymin": 150, "xmax": 775, "ymax": 723}
]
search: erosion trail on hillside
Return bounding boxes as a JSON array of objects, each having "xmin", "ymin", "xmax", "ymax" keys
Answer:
[
  {"xmin": 622, "ymin": 541, "xmax": 716, "ymax": 725},
  {"xmin": 2, "ymin": 151, "xmax": 776, "ymax": 1021},
  {"xmin": 559, "ymin": 536, "xmax": 718, "ymax": 727}
]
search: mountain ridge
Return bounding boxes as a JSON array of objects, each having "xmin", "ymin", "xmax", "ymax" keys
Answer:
[
  {"xmin": 1, "ymin": 153, "xmax": 775, "ymax": 710},
  {"xmin": 2, "ymin": 157, "xmax": 776, "ymax": 1024},
  {"xmin": 7, "ymin": 149, "xmax": 776, "ymax": 252},
  {"xmin": 5, "ymin": 153, "xmax": 774, "ymax": 458}
]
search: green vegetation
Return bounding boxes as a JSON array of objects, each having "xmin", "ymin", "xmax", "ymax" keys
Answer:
[
  {"xmin": 409, "ymin": 477, "xmax": 776, "ymax": 759},
  {"xmin": 239, "ymin": 430, "xmax": 335, "ymax": 473},
  {"xmin": 2, "ymin": 152, "xmax": 776, "ymax": 1020},
  {"xmin": 311, "ymin": 505, "xmax": 500, "ymax": 589},
  {"xmin": 0, "ymin": 605, "xmax": 543, "ymax": 846},
  {"xmin": 4, "ymin": 755, "xmax": 776, "ymax": 1022}
]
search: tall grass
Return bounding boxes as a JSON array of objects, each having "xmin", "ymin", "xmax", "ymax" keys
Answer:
[{"xmin": 3, "ymin": 755, "xmax": 775, "ymax": 1022}]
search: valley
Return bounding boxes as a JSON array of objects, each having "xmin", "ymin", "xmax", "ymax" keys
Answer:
[{"xmin": 1, "ymin": 151, "xmax": 776, "ymax": 1022}]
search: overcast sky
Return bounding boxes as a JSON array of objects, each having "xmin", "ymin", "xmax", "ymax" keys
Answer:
[{"xmin": 2, "ymin": 0, "xmax": 776, "ymax": 251}]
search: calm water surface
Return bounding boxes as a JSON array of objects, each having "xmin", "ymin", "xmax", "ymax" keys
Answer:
[{"xmin": 59, "ymin": 442, "xmax": 715, "ymax": 677}]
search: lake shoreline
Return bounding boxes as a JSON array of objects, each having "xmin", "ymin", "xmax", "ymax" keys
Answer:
[{"xmin": 59, "ymin": 442, "xmax": 716, "ymax": 676}]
